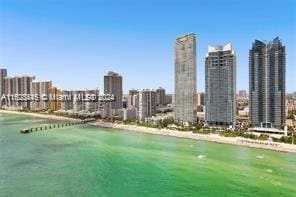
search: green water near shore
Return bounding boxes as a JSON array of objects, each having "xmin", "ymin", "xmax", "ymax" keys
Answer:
[{"xmin": 0, "ymin": 113, "xmax": 296, "ymax": 196}]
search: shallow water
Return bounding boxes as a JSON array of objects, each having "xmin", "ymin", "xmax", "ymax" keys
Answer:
[{"xmin": 0, "ymin": 113, "xmax": 295, "ymax": 196}]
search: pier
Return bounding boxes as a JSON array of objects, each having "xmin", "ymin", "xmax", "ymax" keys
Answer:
[{"xmin": 20, "ymin": 118, "xmax": 96, "ymax": 134}]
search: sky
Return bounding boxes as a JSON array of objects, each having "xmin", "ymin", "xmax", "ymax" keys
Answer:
[{"xmin": 0, "ymin": 0, "xmax": 295, "ymax": 94}]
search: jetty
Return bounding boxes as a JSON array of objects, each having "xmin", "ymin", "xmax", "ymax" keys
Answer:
[{"xmin": 20, "ymin": 118, "xmax": 96, "ymax": 134}]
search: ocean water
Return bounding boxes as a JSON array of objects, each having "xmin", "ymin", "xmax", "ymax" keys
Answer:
[{"xmin": 0, "ymin": 113, "xmax": 296, "ymax": 196}]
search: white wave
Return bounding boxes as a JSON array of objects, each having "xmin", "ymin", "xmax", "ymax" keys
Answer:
[
  {"xmin": 197, "ymin": 154, "xmax": 206, "ymax": 159},
  {"xmin": 256, "ymin": 155, "xmax": 264, "ymax": 159}
]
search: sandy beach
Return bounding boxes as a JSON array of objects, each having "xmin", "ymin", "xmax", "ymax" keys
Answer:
[
  {"xmin": 1, "ymin": 109, "xmax": 296, "ymax": 153},
  {"xmin": 89, "ymin": 120, "xmax": 296, "ymax": 153}
]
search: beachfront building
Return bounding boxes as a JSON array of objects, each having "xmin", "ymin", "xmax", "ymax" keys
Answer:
[
  {"xmin": 0, "ymin": 68, "xmax": 7, "ymax": 107},
  {"xmin": 118, "ymin": 107, "xmax": 137, "ymax": 121},
  {"xmin": 175, "ymin": 33, "xmax": 197, "ymax": 124},
  {"xmin": 138, "ymin": 89, "xmax": 156, "ymax": 121},
  {"xmin": 104, "ymin": 71, "xmax": 123, "ymax": 117},
  {"xmin": 248, "ymin": 127, "xmax": 287, "ymax": 139},
  {"xmin": 205, "ymin": 43, "xmax": 237, "ymax": 127},
  {"xmin": 4, "ymin": 76, "xmax": 35, "ymax": 110},
  {"xmin": 249, "ymin": 37, "xmax": 286, "ymax": 129},
  {"xmin": 30, "ymin": 80, "xmax": 52, "ymax": 111}
]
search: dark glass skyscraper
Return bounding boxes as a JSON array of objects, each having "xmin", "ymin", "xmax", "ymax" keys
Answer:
[
  {"xmin": 249, "ymin": 37, "xmax": 286, "ymax": 129},
  {"xmin": 104, "ymin": 71, "xmax": 123, "ymax": 117}
]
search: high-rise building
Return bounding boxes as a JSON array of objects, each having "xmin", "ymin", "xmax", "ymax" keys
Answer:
[
  {"xmin": 4, "ymin": 76, "xmax": 35, "ymax": 110},
  {"xmin": 175, "ymin": 33, "xmax": 197, "ymax": 124},
  {"xmin": 4, "ymin": 77, "xmax": 13, "ymax": 107},
  {"xmin": 249, "ymin": 37, "xmax": 286, "ymax": 129},
  {"xmin": 128, "ymin": 89, "xmax": 139, "ymax": 108},
  {"xmin": 30, "ymin": 80, "xmax": 52, "ymax": 111},
  {"xmin": 138, "ymin": 89, "xmax": 156, "ymax": 121},
  {"xmin": 104, "ymin": 71, "xmax": 123, "ymax": 117},
  {"xmin": 0, "ymin": 68, "xmax": 7, "ymax": 107},
  {"xmin": 61, "ymin": 90, "xmax": 73, "ymax": 111},
  {"xmin": 48, "ymin": 86, "xmax": 62, "ymax": 112},
  {"xmin": 84, "ymin": 89, "xmax": 99, "ymax": 113},
  {"xmin": 156, "ymin": 87, "xmax": 165, "ymax": 106},
  {"xmin": 133, "ymin": 94, "xmax": 139, "ymax": 111},
  {"xmin": 205, "ymin": 43, "xmax": 236, "ymax": 127},
  {"xmin": 72, "ymin": 90, "xmax": 86, "ymax": 112}
]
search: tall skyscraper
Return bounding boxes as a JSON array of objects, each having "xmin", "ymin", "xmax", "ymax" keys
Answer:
[
  {"xmin": 138, "ymin": 89, "xmax": 156, "ymax": 121},
  {"xmin": 104, "ymin": 71, "xmax": 123, "ymax": 117},
  {"xmin": 0, "ymin": 68, "xmax": 7, "ymax": 107},
  {"xmin": 205, "ymin": 43, "xmax": 236, "ymax": 127},
  {"xmin": 249, "ymin": 37, "xmax": 286, "ymax": 129},
  {"xmin": 175, "ymin": 33, "xmax": 197, "ymax": 124},
  {"xmin": 156, "ymin": 87, "xmax": 165, "ymax": 106}
]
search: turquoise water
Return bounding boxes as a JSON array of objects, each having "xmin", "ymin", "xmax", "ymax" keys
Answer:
[{"xmin": 0, "ymin": 113, "xmax": 296, "ymax": 196}]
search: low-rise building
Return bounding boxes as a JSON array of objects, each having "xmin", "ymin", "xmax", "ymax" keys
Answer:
[
  {"xmin": 118, "ymin": 107, "xmax": 137, "ymax": 121},
  {"xmin": 248, "ymin": 126, "xmax": 287, "ymax": 139},
  {"xmin": 238, "ymin": 106, "xmax": 249, "ymax": 117}
]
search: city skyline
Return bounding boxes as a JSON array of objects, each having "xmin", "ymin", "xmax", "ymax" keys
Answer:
[{"xmin": 0, "ymin": 0, "xmax": 295, "ymax": 93}]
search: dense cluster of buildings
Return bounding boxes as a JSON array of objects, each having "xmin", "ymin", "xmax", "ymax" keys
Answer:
[
  {"xmin": 0, "ymin": 69, "xmax": 167, "ymax": 121},
  {"xmin": 0, "ymin": 33, "xmax": 292, "ymax": 137}
]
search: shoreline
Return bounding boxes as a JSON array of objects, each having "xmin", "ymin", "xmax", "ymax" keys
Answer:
[
  {"xmin": 89, "ymin": 121, "xmax": 296, "ymax": 153},
  {"xmin": 1, "ymin": 109, "xmax": 295, "ymax": 153},
  {"xmin": 0, "ymin": 109, "xmax": 79, "ymax": 122}
]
